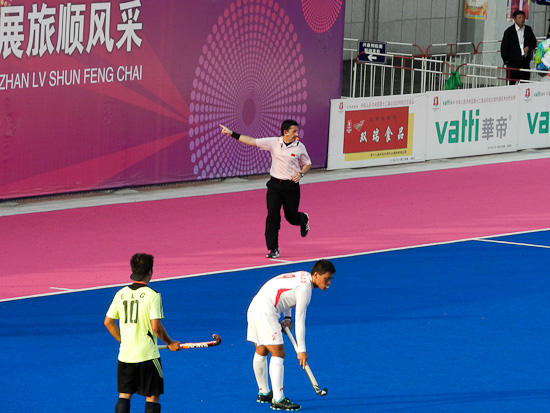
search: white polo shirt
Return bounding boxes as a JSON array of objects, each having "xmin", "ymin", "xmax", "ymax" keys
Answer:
[{"xmin": 256, "ymin": 137, "xmax": 311, "ymax": 180}]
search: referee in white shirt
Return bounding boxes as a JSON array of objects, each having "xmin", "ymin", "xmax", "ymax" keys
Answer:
[{"xmin": 220, "ymin": 120, "xmax": 311, "ymax": 258}]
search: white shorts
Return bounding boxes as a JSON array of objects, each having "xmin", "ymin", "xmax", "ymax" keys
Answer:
[{"xmin": 247, "ymin": 300, "xmax": 283, "ymax": 346}]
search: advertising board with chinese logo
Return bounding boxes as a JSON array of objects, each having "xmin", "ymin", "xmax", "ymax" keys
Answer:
[
  {"xmin": 328, "ymin": 94, "xmax": 427, "ymax": 170},
  {"xmin": 0, "ymin": 0, "xmax": 345, "ymax": 200},
  {"xmin": 343, "ymin": 106, "xmax": 410, "ymax": 158},
  {"xmin": 425, "ymin": 87, "xmax": 518, "ymax": 159},
  {"xmin": 517, "ymin": 83, "xmax": 550, "ymax": 149}
]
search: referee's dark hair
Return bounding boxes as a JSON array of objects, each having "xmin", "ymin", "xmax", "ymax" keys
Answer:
[
  {"xmin": 311, "ymin": 259, "xmax": 336, "ymax": 276},
  {"xmin": 281, "ymin": 119, "xmax": 299, "ymax": 136},
  {"xmin": 130, "ymin": 253, "xmax": 154, "ymax": 277}
]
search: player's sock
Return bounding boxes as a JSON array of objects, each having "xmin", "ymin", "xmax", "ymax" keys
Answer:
[
  {"xmin": 269, "ymin": 356, "xmax": 285, "ymax": 402},
  {"xmin": 253, "ymin": 352, "xmax": 270, "ymax": 395},
  {"xmin": 145, "ymin": 401, "xmax": 160, "ymax": 413},
  {"xmin": 115, "ymin": 398, "xmax": 130, "ymax": 413}
]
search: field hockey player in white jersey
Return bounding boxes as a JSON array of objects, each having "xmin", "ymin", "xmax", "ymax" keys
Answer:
[{"xmin": 246, "ymin": 259, "xmax": 335, "ymax": 411}]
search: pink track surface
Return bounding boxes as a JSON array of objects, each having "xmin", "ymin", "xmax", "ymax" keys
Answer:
[{"xmin": 2, "ymin": 159, "xmax": 550, "ymax": 300}]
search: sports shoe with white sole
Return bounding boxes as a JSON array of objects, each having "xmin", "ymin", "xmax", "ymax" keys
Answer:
[
  {"xmin": 300, "ymin": 213, "xmax": 309, "ymax": 237},
  {"xmin": 266, "ymin": 249, "xmax": 279, "ymax": 258},
  {"xmin": 271, "ymin": 397, "xmax": 301, "ymax": 411}
]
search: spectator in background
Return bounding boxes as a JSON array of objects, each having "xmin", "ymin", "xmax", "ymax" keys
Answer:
[{"xmin": 501, "ymin": 9, "xmax": 537, "ymax": 85}]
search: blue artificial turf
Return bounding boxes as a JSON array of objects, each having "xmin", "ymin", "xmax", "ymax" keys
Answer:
[{"xmin": 2, "ymin": 231, "xmax": 550, "ymax": 412}]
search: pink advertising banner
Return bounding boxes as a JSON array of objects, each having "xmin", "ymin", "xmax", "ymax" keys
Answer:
[{"xmin": 0, "ymin": 0, "xmax": 344, "ymax": 199}]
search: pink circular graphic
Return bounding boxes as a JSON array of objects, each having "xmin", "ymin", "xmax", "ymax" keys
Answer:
[
  {"xmin": 189, "ymin": 0, "xmax": 308, "ymax": 180},
  {"xmin": 302, "ymin": 0, "xmax": 342, "ymax": 33}
]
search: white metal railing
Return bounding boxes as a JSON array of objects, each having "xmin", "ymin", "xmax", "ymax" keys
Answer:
[
  {"xmin": 351, "ymin": 52, "xmax": 453, "ymax": 97},
  {"xmin": 343, "ymin": 38, "xmax": 550, "ymax": 98},
  {"xmin": 343, "ymin": 39, "xmax": 424, "ymax": 98}
]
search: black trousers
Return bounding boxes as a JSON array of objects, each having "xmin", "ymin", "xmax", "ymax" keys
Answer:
[
  {"xmin": 507, "ymin": 60, "xmax": 531, "ymax": 85},
  {"xmin": 265, "ymin": 177, "xmax": 307, "ymax": 250}
]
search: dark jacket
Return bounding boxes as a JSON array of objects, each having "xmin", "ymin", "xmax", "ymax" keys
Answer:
[{"xmin": 501, "ymin": 23, "xmax": 537, "ymax": 69}]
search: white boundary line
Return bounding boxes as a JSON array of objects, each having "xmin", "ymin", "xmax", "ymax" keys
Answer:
[
  {"xmin": 475, "ymin": 239, "xmax": 550, "ymax": 249},
  {"xmin": 2, "ymin": 227, "xmax": 550, "ymax": 303}
]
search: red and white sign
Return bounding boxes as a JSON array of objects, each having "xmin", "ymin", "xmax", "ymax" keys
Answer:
[
  {"xmin": 343, "ymin": 106, "xmax": 409, "ymax": 154},
  {"xmin": 328, "ymin": 95, "xmax": 426, "ymax": 170}
]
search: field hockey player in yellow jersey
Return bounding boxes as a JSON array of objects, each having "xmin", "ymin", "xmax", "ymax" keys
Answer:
[{"xmin": 104, "ymin": 253, "xmax": 181, "ymax": 413}]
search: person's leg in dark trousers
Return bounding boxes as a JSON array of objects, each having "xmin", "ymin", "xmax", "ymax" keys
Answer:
[
  {"xmin": 519, "ymin": 62, "xmax": 531, "ymax": 83},
  {"xmin": 508, "ymin": 63, "xmax": 531, "ymax": 85},
  {"xmin": 281, "ymin": 181, "xmax": 304, "ymax": 226},
  {"xmin": 265, "ymin": 180, "xmax": 284, "ymax": 251},
  {"xmin": 507, "ymin": 67, "xmax": 517, "ymax": 85}
]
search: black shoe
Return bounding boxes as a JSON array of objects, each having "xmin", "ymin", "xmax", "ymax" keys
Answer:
[
  {"xmin": 271, "ymin": 397, "xmax": 301, "ymax": 411},
  {"xmin": 267, "ymin": 249, "xmax": 279, "ymax": 258},
  {"xmin": 300, "ymin": 213, "xmax": 309, "ymax": 237},
  {"xmin": 257, "ymin": 391, "xmax": 273, "ymax": 403}
]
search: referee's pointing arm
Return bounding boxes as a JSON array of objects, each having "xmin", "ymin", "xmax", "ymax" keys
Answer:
[{"xmin": 219, "ymin": 124, "xmax": 257, "ymax": 147}]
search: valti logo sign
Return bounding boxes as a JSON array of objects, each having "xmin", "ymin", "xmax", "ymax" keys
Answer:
[{"xmin": 431, "ymin": 95, "xmax": 512, "ymax": 145}]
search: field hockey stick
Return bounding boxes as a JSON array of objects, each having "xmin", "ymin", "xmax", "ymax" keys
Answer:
[
  {"xmin": 158, "ymin": 334, "xmax": 222, "ymax": 350},
  {"xmin": 283, "ymin": 327, "xmax": 328, "ymax": 396}
]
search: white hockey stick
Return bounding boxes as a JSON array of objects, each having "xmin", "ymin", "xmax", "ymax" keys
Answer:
[
  {"xmin": 284, "ymin": 327, "xmax": 328, "ymax": 396},
  {"xmin": 158, "ymin": 334, "xmax": 222, "ymax": 350}
]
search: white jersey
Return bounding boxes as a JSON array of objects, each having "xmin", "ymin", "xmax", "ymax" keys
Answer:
[
  {"xmin": 256, "ymin": 137, "xmax": 311, "ymax": 181},
  {"xmin": 248, "ymin": 271, "xmax": 312, "ymax": 352}
]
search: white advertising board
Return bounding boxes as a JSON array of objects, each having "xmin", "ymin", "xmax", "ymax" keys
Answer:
[
  {"xmin": 425, "ymin": 87, "xmax": 519, "ymax": 160},
  {"xmin": 517, "ymin": 82, "xmax": 550, "ymax": 149},
  {"xmin": 328, "ymin": 94, "xmax": 427, "ymax": 170}
]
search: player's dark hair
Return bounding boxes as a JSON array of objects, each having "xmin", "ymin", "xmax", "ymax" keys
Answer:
[
  {"xmin": 311, "ymin": 259, "xmax": 335, "ymax": 276},
  {"xmin": 130, "ymin": 253, "xmax": 154, "ymax": 277},
  {"xmin": 281, "ymin": 119, "xmax": 298, "ymax": 136}
]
